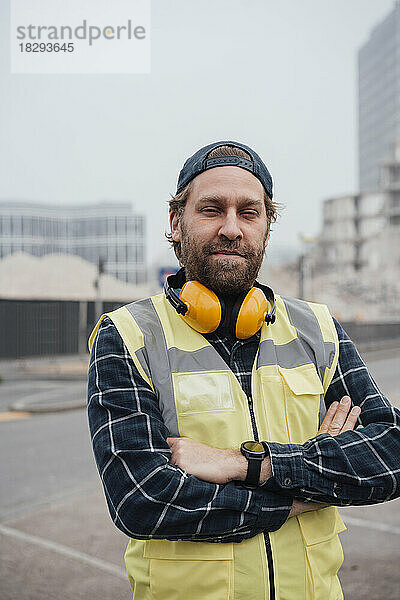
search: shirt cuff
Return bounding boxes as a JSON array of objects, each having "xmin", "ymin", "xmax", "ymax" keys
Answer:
[{"xmin": 264, "ymin": 442, "xmax": 306, "ymax": 491}]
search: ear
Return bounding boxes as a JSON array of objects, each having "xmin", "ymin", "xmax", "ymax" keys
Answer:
[{"xmin": 169, "ymin": 210, "xmax": 181, "ymax": 242}]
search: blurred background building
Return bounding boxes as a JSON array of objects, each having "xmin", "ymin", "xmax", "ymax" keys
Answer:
[
  {"xmin": 358, "ymin": 1, "xmax": 400, "ymax": 193},
  {"xmin": 0, "ymin": 200, "xmax": 148, "ymax": 358},
  {"xmin": 0, "ymin": 200, "xmax": 146, "ymax": 284},
  {"xmin": 308, "ymin": 2, "xmax": 400, "ymax": 321}
]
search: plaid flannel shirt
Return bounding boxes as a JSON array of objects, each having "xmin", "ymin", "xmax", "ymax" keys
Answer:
[{"xmin": 87, "ymin": 312, "xmax": 400, "ymax": 541}]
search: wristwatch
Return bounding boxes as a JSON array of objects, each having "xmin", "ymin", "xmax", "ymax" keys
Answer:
[{"xmin": 240, "ymin": 440, "xmax": 268, "ymax": 487}]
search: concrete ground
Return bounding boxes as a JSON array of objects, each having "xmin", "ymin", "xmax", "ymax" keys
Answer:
[
  {"xmin": 0, "ymin": 488, "xmax": 130, "ymax": 600},
  {"xmin": 340, "ymin": 502, "xmax": 400, "ymax": 599}
]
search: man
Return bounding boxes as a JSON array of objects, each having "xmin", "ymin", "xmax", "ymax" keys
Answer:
[{"xmin": 87, "ymin": 141, "xmax": 400, "ymax": 600}]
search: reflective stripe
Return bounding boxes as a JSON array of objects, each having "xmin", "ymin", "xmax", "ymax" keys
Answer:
[
  {"xmin": 326, "ymin": 345, "xmax": 336, "ymax": 369},
  {"xmin": 168, "ymin": 346, "xmax": 227, "ymax": 373},
  {"xmin": 258, "ymin": 338, "xmax": 319, "ymax": 370},
  {"xmin": 319, "ymin": 393, "xmax": 327, "ymax": 425},
  {"xmin": 135, "ymin": 347, "xmax": 151, "ymax": 380},
  {"xmin": 281, "ymin": 296, "xmax": 335, "ymax": 381},
  {"xmin": 125, "ymin": 299, "xmax": 180, "ymax": 437},
  {"xmin": 168, "ymin": 331, "xmax": 328, "ymax": 374}
]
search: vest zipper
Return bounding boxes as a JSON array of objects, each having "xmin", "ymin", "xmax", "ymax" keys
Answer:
[
  {"xmin": 264, "ymin": 534, "xmax": 276, "ymax": 600},
  {"xmin": 247, "ymin": 396, "xmax": 259, "ymax": 442},
  {"xmin": 231, "ymin": 337, "xmax": 276, "ymax": 599},
  {"xmin": 247, "ymin": 395, "xmax": 276, "ymax": 600}
]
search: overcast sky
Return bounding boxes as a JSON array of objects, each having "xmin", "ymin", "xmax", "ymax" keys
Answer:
[{"xmin": 0, "ymin": 0, "xmax": 395, "ymax": 267}]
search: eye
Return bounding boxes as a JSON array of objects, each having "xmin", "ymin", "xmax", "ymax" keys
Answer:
[
  {"xmin": 241, "ymin": 210, "xmax": 259, "ymax": 219},
  {"xmin": 201, "ymin": 207, "xmax": 220, "ymax": 215}
]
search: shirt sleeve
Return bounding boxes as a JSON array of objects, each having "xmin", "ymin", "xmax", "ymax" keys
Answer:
[
  {"xmin": 264, "ymin": 318, "xmax": 400, "ymax": 505},
  {"xmin": 88, "ymin": 316, "xmax": 292, "ymax": 541}
]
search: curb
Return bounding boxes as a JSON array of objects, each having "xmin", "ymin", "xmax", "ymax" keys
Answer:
[
  {"xmin": 2, "ymin": 375, "xmax": 87, "ymax": 383},
  {"xmin": 358, "ymin": 339, "xmax": 400, "ymax": 355}
]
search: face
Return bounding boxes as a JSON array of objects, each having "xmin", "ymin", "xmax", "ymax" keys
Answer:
[{"xmin": 170, "ymin": 166, "xmax": 270, "ymax": 296}]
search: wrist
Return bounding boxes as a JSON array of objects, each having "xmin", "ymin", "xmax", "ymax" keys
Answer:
[
  {"xmin": 239, "ymin": 440, "xmax": 272, "ymax": 487},
  {"xmin": 228, "ymin": 446, "xmax": 273, "ymax": 485},
  {"xmin": 227, "ymin": 449, "xmax": 248, "ymax": 482}
]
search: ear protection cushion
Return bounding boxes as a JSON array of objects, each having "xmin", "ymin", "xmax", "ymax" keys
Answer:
[
  {"xmin": 179, "ymin": 280, "xmax": 224, "ymax": 334},
  {"xmin": 234, "ymin": 288, "xmax": 269, "ymax": 339}
]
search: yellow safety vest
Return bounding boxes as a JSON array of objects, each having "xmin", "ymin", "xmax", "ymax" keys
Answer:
[{"xmin": 89, "ymin": 292, "xmax": 346, "ymax": 600}]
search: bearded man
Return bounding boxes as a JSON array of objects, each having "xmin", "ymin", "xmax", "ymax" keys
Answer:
[{"xmin": 88, "ymin": 141, "xmax": 400, "ymax": 600}]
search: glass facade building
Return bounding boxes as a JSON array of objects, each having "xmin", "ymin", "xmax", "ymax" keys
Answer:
[
  {"xmin": 0, "ymin": 201, "xmax": 146, "ymax": 285},
  {"xmin": 358, "ymin": 2, "xmax": 400, "ymax": 192}
]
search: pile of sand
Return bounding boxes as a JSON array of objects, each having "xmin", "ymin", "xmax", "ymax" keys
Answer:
[{"xmin": 0, "ymin": 252, "xmax": 149, "ymax": 301}]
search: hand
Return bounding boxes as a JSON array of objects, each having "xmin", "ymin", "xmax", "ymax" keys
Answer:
[
  {"xmin": 318, "ymin": 395, "xmax": 361, "ymax": 437},
  {"xmin": 167, "ymin": 437, "xmax": 248, "ymax": 484}
]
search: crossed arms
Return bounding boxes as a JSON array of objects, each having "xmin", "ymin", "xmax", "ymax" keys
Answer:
[
  {"xmin": 167, "ymin": 397, "xmax": 361, "ymax": 517},
  {"xmin": 88, "ymin": 317, "xmax": 400, "ymax": 541}
]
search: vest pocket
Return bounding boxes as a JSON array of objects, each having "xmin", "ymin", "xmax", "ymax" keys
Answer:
[
  {"xmin": 279, "ymin": 364, "xmax": 324, "ymax": 396},
  {"xmin": 144, "ymin": 539, "xmax": 234, "ymax": 600},
  {"xmin": 297, "ymin": 507, "xmax": 346, "ymax": 600},
  {"xmin": 278, "ymin": 364, "xmax": 324, "ymax": 444},
  {"xmin": 173, "ymin": 372, "xmax": 235, "ymax": 415}
]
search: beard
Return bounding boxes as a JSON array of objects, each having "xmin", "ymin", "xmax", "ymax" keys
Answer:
[{"xmin": 179, "ymin": 223, "xmax": 267, "ymax": 297}]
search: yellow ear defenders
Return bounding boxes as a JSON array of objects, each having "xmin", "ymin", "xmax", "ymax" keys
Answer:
[{"xmin": 164, "ymin": 268, "xmax": 276, "ymax": 339}]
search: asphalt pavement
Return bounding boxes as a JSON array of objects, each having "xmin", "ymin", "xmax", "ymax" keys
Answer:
[{"xmin": 0, "ymin": 345, "xmax": 399, "ymax": 599}]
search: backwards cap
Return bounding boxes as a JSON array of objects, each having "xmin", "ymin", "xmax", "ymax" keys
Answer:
[{"xmin": 176, "ymin": 140, "xmax": 273, "ymax": 199}]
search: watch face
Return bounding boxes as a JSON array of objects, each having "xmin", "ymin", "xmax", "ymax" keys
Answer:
[{"xmin": 243, "ymin": 441, "xmax": 265, "ymax": 455}]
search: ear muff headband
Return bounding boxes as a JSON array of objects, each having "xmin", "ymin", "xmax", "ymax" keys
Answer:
[{"xmin": 164, "ymin": 269, "xmax": 276, "ymax": 338}]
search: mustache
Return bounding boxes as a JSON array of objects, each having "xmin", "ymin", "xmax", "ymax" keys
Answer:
[{"xmin": 202, "ymin": 241, "xmax": 259, "ymax": 259}]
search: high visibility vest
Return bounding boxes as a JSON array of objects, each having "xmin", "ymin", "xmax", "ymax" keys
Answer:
[{"xmin": 89, "ymin": 292, "xmax": 346, "ymax": 600}]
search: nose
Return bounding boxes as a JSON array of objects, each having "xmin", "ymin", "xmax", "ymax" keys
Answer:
[{"xmin": 218, "ymin": 211, "xmax": 243, "ymax": 241}]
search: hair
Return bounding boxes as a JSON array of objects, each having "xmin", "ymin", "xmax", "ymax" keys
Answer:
[{"xmin": 166, "ymin": 145, "xmax": 281, "ymax": 261}]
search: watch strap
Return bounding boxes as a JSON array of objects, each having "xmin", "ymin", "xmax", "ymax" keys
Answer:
[{"xmin": 244, "ymin": 456, "xmax": 262, "ymax": 487}]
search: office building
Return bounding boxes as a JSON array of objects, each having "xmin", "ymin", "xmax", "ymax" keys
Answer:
[
  {"xmin": 0, "ymin": 200, "xmax": 146, "ymax": 284},
  {"xmin": 358, "ymin": 2, "xmax": 400, "ymax": 192},
  {"xmin": 315, "ymin": 192, "xmax": 386, "ymax": 278}
]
